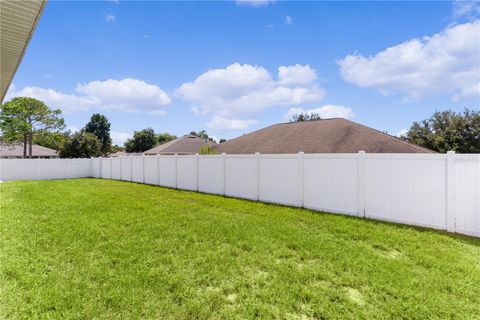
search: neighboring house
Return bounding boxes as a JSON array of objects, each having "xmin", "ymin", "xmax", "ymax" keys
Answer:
[
  {"xmin": 110, "ymin": 151, "xmax": 142, "ymax": 157},
  {"xmin": 143, "ymin": 134, "xmax": 217, "ymax": 155},
  {"xmin": 217, "ymin": 118, "xmax": 434, "ymax": 154},
  {"xmin": 0, "ymin": 143, "xmax": 59, "ymax": 159}
]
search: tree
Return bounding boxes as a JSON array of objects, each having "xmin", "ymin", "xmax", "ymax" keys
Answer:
[
  {"xmin": 125, "ymin": 128, "xmax": 157, "ymax": 153},
  {"xmin": 157, "ymin": 132, "xmax": 177, "ymax": 145},
  {"xmin": 33, "ymin": 130, "xmax": 69, "ymax": 151},
  {"xmin": 111, "ymin": 145, "xmax": 125, "ymax": 153},
  {"xmin": 84, "ymin": 113, "xmax": 112, "ymax": 156},
  {"xmin": 190, "ymin": 130, "xmax": 215, "ymax": 142},
  {"xmin": 0, "ymin": 97, "xmax": 65, "ymax": 158},
  {"xmin": 199, "ymin": 144, "xmax": 218, "ymax": 155},
  {"xmin": 402, "ymin": 109, "xmax": 480, "ymax": 153},
  {"xmin": 219, "ymin": 138, "xmax": 227, "ymax": 143},
  {"xmin": 289, "ymin": 112, "xmax": 322, "ymax": 122},
  {"xmin": 59, "ymin": 130, "xmax": 101, "ymax": 158}
]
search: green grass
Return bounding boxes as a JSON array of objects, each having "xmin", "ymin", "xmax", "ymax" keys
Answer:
[{"xmin": 1, "ymin": 179, "xmax": 479, "ymax": 319}]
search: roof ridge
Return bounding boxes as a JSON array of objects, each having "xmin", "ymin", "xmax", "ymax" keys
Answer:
[
  {"xmin": 340, "ymin": 118, "xmax": 435, "ymax": 153},
  {"xmin": 273, "ymin": 118, "xmax": 342, "ymax": 126}
]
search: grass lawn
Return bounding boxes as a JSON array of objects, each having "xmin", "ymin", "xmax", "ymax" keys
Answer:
[{"xmin": 1, "ymin": 179, "xmax": 479, "ymax": 319}]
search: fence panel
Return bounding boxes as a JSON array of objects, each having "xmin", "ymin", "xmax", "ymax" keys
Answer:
[
  {"xmin": 198, "ymin": 156, "xmax": 224, "ymax": 194},
  {"xmin": 112, "ymin": 158, "xmax": 121, "ymax": 180},
  {"xmin": 455, "ymin": 155, "xmax": 480, "ymax": 237},
  {"xmin": 78, "ymin": 159, "xmax": 92, "ymax": 178},
  {"xmin": 131, "ymin": 156, "xmax": 144, "ymax": 183},
  {"xmin": 303, "ymin": 155, "xmax": 359, "ymax": 216},
  {"xmin": 144, "ymin": 156, "xmax": 159, "ymax": 185},
  {"xmin": 91, "ymin": 158, "xmax": 100, "ymax": 178},
  {"xmin": 1, "ymin": 158, "xmax": 92, "ymax": 181},
  {"xmin": 120, "ymin": 157, "xmax": 131, "ymax": 181},
  {"xmin": 225, "ymin": 155, "xmax": 258, "ymax": 200},
  {"xmin": 177, "ymin": 155, "xmax": 197, "ymax": 191},
  {"xmin": 39, "ymin": 159, "xmax": 67, "ymax": 180},
  {"xmin": 0, "ymin": 159, "xmax": 36, "ymax": 180},
  {"xmin": 159, "ymin": 156, "xmax": 176, "ymax": 188},
  {"xmin": 259, "ymin": 155, "xmax": 302, "ymax": 207},
  {"xmin": 364, "ymin": 154, "xmax": 447, "ymax": 230},
  {"xmin": 65, "ymin": 159, "xmax": 76, "ymax": 178},
  {"xmin": 100, "ymin": 158, "xmax": 112, "ymax": 179}
]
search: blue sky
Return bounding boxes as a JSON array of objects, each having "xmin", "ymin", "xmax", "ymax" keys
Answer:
[{"xmin": 6, "ymin": 0, "xmax": 480, "ymax": 144}]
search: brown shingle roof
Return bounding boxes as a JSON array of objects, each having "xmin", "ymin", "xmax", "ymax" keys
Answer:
[
  {"xmin": 0, "ymin": 143, "xmax": 58, "ymax": 157},
  {"xmin": 217, "ymin": 118, "xmax": 434, "ymax": 154},
  {"xmin": 143, "ymin": 135, "xmax": 217, "ymax": 155}
]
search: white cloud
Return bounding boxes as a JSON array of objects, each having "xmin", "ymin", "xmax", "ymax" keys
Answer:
[
  {"xmin": 338, "ymin": 21, "xmax": 480, "ymax": 101},
  {"xmin": 207, "ymin": 116, "xmax": 259, "ymax": 131},
  {"xmin": 278, "ymin": 64, "xmax": 317, "ymax": 85},
  {"xmin": 111, "ymin": 131, "xmax": 132, "ymax": 145},
  {"xmin": 177, "ymin": 63, "xmax": 325, "ymax": 132},
  {"xmin": 453, "ymin": 82, "xmax": 480, "ymax": 101},
  {"xmin": 284, "ymin": 105, "xmax": 355, "ymax": 121},
  {"xmin": 396, "ymin": 128, "xmax": 409, "ymax": 137},
  {"xmin": 5, "ymin": 78, "xmax": 171, "ymax": 115},
  {"xmin": 105, "ymin": 13, "xmax": 116, "ymax": 23},
  {"xmin": 176, "ymin": 63, "xmax": 325, "ymax": 118},
  {"xmin": 285, "ymin": 15, "xmax": 293, "ymax": 25},
  {"xmin": 235, "ymin": 0, "xmax": 274, "ymax": 7},
  {"xmin": 453, "ymin": 1, "xmax": 480, "ymax": 19}
]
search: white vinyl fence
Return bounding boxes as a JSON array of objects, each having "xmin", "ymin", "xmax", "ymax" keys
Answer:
[
  {"xmin": 0, "ymin": 158, "xmax": 92, "ymax": 181},
  {"xmin": 1, "ymin": 152, "xmax": 479, "ymax": 237}
]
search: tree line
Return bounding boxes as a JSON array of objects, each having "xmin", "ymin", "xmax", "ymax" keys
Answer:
[{"xmin": 0, "ymin": 97, "xmax": 221, "ymax": 158}]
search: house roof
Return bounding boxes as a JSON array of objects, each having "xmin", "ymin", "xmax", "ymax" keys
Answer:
[
  {"xmin": 1, "ymin": 0, "xmax": 47, "ymax": 101},
  {"xmin": 217, "ymin": 118, "xmax": 434, "ymax": 154},
  {"xmin": 143, "ymin": 135, "xmax": 216, "ymax": 155},
  {"xmin": 0, "ymin": 143, "xmax": 58, "ymax": 157}
]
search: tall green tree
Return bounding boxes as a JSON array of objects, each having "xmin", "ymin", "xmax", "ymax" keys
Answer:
[
  {"xmin": 0, "ymin": 97, "xmax": 65, "ymax": 158},
  {"xmin": 157, "ymin": 132, "xmax": 177, "ymax": 145},
  {"xmin": 190, "ymin": 130, "xmax": 215, "ymax": 142},
  {"xmin": 59, "ymin": 130, "xmax": 101, "ymax": 158},
  {"xmin": 402, "ymin": 108, "xmax": 480, "ymax": 153},
  {"xmin": 33, "ymin": 130, "xmax": 69, "ymax": 151},
  {"xmin": 84, "ymin": 113, "xmax": 112, "ymax": 156},
  {"xmin": 125, "ymin": 128, "xmax": 158, "ymax": 153}
]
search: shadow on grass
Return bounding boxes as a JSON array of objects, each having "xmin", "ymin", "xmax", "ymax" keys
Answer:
[{"xmin": 81, "ymin": 178, "xmax": 480, "ymax": 247}]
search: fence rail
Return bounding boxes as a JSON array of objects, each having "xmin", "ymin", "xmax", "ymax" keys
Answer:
[{"xmin": 1, "ymin": 152, "xmax": 479, "ymax": 237}]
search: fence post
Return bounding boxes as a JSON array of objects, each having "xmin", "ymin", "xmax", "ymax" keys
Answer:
[
  {"xmin": 298, "ymin": 152, "xmax": 304, "ymax": 207},
  {"xmin": 256, "ymin": 152, "xmax": 260, "ymax": 201},
  {"xmin": 174, "ymin": 153, "xmax": 178, "ymax": 189},
  {"xmin": 64, "ymin": 158, "xmax": 68, "ymax": 179},
  {"xmin": 195, "ymin": 153, "xmax": 199, "ymax": 191},
  {"xmin": 119, "ymin": 156, "xmax": 122, "ymax": 180},
  {"xmin": 357, "ymin": 151, "xmax": 366, "ymax": 217},
  {"xmin": 110, "ymin": 157, "xmax": 113, "ymax": 180},
  {"xmin": 157, "ymin": 154, "xmax": 161, "ymax": 185},
  {"xmin": 142, "ymin": 154, "xmax": 146, "ymax": 184},
  {"xmin": 130, "ymin": 155, "xmax": 133, "ymax": 182},
  {"xmin": 99, "ymin": 157, "xmax": 103, "ymax": 179},
  {"xmin": 222, "ymin": 153, "xmax": 226, "ymax": 195},
  {"xmin": 446, "ymin": 151, "xmax": 456, "ymax": 232}
]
